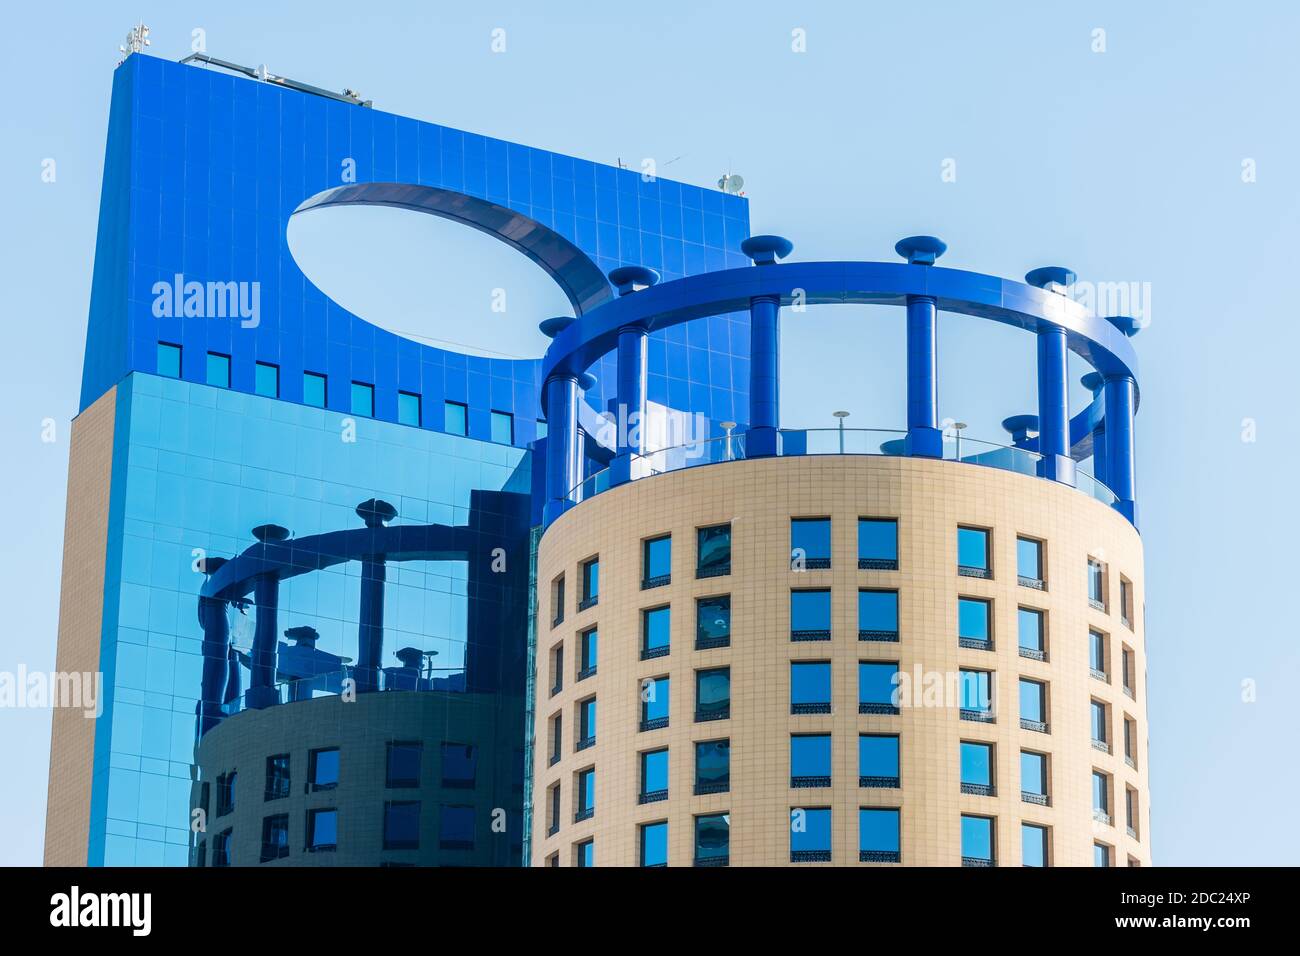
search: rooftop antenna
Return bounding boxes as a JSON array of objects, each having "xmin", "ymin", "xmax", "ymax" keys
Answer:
[
  {"xmin": 117, "ymin": 21, "xmax": 150, "ymax": 65},
  {"xmin": 717, "ymin": 172, "xmax": 745, "ymax": 196}
]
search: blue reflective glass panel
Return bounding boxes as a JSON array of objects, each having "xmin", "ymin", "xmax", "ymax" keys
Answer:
[
  {"xmin": 206, "ymin": 352, "xmax": 230, "ymax": 388},
  {"xmin": 351, "ymin": 382, "xmax": 374, "ymax": 417},
  {"xmin": 397, "ymin": 391, "xmax": 421, "ymax": 426},
  {"xmin": 960, "ymin": 815, "xmax": 993, "ymax": 860},
  {"xmin": 958, "ymin": 598, "xmax": 991, "ymax": 641},
  {"xmin": 254, "ymin": 362, "xmax": 278, "ymax": 398},
  {"xmin": 858, "ymin": 662, "xmax": 898, "ymax": 705},
  {"xmin": 957, "ymin": 527, "xmax": 989, "ymax": 570},
  {"xmin": 960, "ymin": 741, "xmax": 992, "ymax": 786},
  {"xmin": 303, "ymin": 371, "xmax": 326, "ymax": 407},
  {"xmin": 859, "ymin": 808, "xmax": 900, "ymax": 853},
  {"xmin": 859, "ymin": 735, "xmax": 899, "ymax": 777},
  {"xmin": 640, "ymin": 821, "xmax": 667, "ymax": 866},
  {"xmin": 790, "ymin": 662, "xmax": 831, "ymax": 706},
  {"xmin": 157, "ymin": 342, "xmax": 181, "ymax": 378},
  {"xmin": 858, "ymin": 519, "xmax": 897, "ymax": 562}
]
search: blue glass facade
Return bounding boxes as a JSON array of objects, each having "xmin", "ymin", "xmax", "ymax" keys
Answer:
[{"xmin": 65, "ymin": 52, "xmax": 750, "ymax": 867}]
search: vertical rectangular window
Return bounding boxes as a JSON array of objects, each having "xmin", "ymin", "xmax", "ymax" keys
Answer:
[
  {"xmin": 575, "ymin": 768, "xmax": 595, "ymax": 820},
  {"xmin": 1092, "ymin": 771, "xmax": 1110, "ymax": 816},
  {"xmin": 1125, "ymin": 788, "xmax": 1139, "ymax": 836},
  {"xmin": 957, "ymin": 526, "xmax": 991, "ymax": 576},
  {"xmin": 549, "ymin": 713, "xmax": 562, "ymax": 765},
  {"xmin": 1017, "ymin": 607, "xmax": 1045, "ymax": 658},
  {"xmin": 547, "ymin": 783, "xmax": 561, "ymax": 835},
  {"xmin": 440, "ymin": 743, "xmax": 477, "ymax": 789},
  {"xmin": 959, "ymin": 741, "xmax": 994, "ymax": 793},
  {"xmin": 551, "ymin": 575, "xmax": 565, "ymax": 628},
  {"xmin": 858, "ymin": 734, "xmax": 900, "ymax": 787},
  {"xmin": 549, "ymin": 643, "xmax": 563, "ymax": 695},
  {"xmin": 694, "ymin": 813, "xmax": 730, "ymax": 866},
  {"xmin": 1019, "ymin": 679, "xmax": 1046, "ymax": 728},
  {"xmin": 858, "ymin": 662, "xmax": 900, "ymax": 714},
  {"xmin": 639, "ymin": 748, "xmax": 669, "ymax": 803},
  {"xmin": 1016, "ymin": 536, "xmax": 1044, "ymax": 586},
  {"xmin": 578, "ymin": 628, "xmax": 598, "ymax": 679},
  {"xmin": 858, "ymin": 518, "xmax": 898, "ymax": 570},
  {"xmin": 1021, "ymin": 750, "xmax": 1048, "ymax": 801},
  {"xmin": 385, "ymin": 741, "xmax": 422, "ymax": 788},
  {"xmin": 642, "ymin": 606, "xmax": 671, "ymax": 660},
  {"xmin": 490, "ymin": 410, "xmax": 514, "ymax": 444},
  {"xmin": 1022, "ymin": 824, "xmax": 1049, "ymax": 867},
  {"xmin": 1122, "ymin": 647, "xmax": 1135, "ymax": 695},
  {"xmin": 264, "ymin": 754, "xmax": 290, "ymax": 801},
  {"xmin": 958, "ymin": 597, "xmax": 992, "ymax": 648},
  {"xmin": 309, "ymin": 748, "xmax": 339, "ymax": 790},
  {"xmin": 960, "ymin": 669, "xmax": 994, "ymax": 719},
  {"xmin": 303, "ymin": 372, "xmax": 327, "ymax": 408},
  {"xmin": 216, "ymin": 772, "xmax": 237, "ymax": 816},
  {"xmin": 444, "ymin": 400, "xmax": 468, "ymax": 435},
  {"xmin": 1093, "ymin": 842, "xmax": 1111, "ymax": 867},
  {"xmin": 212, "ymin": 829, "xmax": 232, "ymax": 867},
  {"xmin": 694, "ymin": 739, "xmax": 730, "ymax": 795},
  {"xmin": 1123, "ymin": 716, "xmax": 1137, "ymax": 765},
  {"xmin": 695, "ymin": 667, "xmax": 731, "ymax": 722},
  {"xmin": 696, "ymin": 595, "xmax": 731, "ymax": 650},
  {"xmin": 255, "ymin": 361, "xmax": 279, "ymax": 397},
  {"xmin": 383, "ymin": 801, "xmax": 421, "ymax": 850},
  {"xmin": 206, "ymin": 352, "xmax": 231, "ymax": 388},
  {"xmin": 1091, "ymin": 700, "xmax": 1109, "ymax": 745},
  {"xmin": 397, "ymin": 390, "xmax": 421, "ymax": 426},
  {"xmin": 640, "ymin": 821, "xmax": 668, "ymax": 867},
  {"xmin": 791, "ymin": 662, "xmax": 832, "ymax": 714},
  {"xmin": 640, "ymin": 676, "xmax": 670, "ymax": 730},
  {"xmin": 157, "ymin": 342, "xmax": 182, "ymax": 378},
  {"xmin": 1089, "ymin": 630, "xmax": 1108, "ymax": 678},
  {"xmin": 643, "ymin": 534, "xmax": 672, "ymax": 588},
  {"xmin": 696, "ymin": 523, "xmax": 732, "ymax": 577},
  {"xmin": 580, "ymin": 558, "xmax": 599, "ymax": 608},
  {"xmin": 439, "ymin": 805, "xmax": 474, "ymax": 851},
  {"xmin": 1120, "ymin": 577, "xmax": 1133, "ymax": 627},
  {"xmin": 350, "ymin": 381, "xmax": 374, "ymax": 417},
  {"xmin": 858, "ymin": 589, "xmax": 899, "ymax": 641},
  {"xmin": 1087, "ymin": 558, "xmax": 1106, "ymax": 608},
  {"xmin": 575, "ymin": 839, "xmax": 594, "ymax": 867},
  {"xmin": 790, "ymin": 734, "xmax": 832, "ymax": 787},
  {"xmin": 960, "ymin": 814, "xmax": 994, "ymax": 865},
  {"xmin": 859, "ymin": 808, "xmax": 901, "ymax": 863},
  {"xmin": 306, "ymin": 808, "xmax": 338, "ymax": 851},
  {"xmin": 577, "ymin": 698, "xmax": 597, "ymax": 749},
  {"xmin": 790, "ymin": 589, "xmax": 832, "ymax": 640},
  {"xmin": 790, "ymin": 807, "xmax": 832, "ymax": 862},
  {"xmin": 791, "ymin": 517, "xmax": 832, "ymax": 569}
]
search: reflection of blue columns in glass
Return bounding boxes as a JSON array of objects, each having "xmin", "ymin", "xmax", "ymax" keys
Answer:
[
  {"xmin": 247, "ymin": 524, "xmax": 289, "ymax": 709},
  {"xmin": 1082, "ymin": 372, "xmax": 1107, "ymax": 486},
  {"xmin": 607, "ymin": 266, "xmax": 658, "ymax": 486},
  {"xmin": 896, "ymin": 237, "xmax": 947, "ymax": 458},
  {"xmin": 1025, "ymin": 266, "xmax": 1077, "ymax": 486},
  {"xmin": 355, "ymin": 499, "xmax": 397, "ymax": 693},
  {"xmin": 740, "ymin": 236, "xmax": 793, "ymax": 458},
  {"xmin": 1104, "ymin": 374, "xmax": 1138, "ymax": 524},
  {"xmin": 196, "ymin": 557, "xmax": 229, "ymax": 734}
]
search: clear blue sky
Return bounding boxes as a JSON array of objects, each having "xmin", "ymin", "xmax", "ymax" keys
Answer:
[{"xmin": 2, "ymin": 0, "xmax": 1297, "ymax": 865}]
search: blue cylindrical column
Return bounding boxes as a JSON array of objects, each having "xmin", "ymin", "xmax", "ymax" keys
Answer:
[
  {"xmin": 1104, "ymin": 373, "xmax": 1138, "ymax": 524},
  {"xmin": 544, "ymin": 372, "xmax": 581, "ymax": 524},
  {"xmin": 1025, "ymin": 266, "xmax": 1078, "ymax": 485},
  {"xmin": 196, "ymin": 557, "xmax": 230, "ymax": 736},
  {"xmin": 1082, "ymin": 372, "xmax": 1107, "ymax": 486},
  {"xmin": 895, "ymin": 236, "xmax": 948, "ymax": 458},
  {"xmin": 246, "ymin": 524, "xmax": 288, "ymax": 709},
  {"xmin": 740, "ymin": 236, "xmax": 793, "ymax": 458},
  {"xmin": 606, "ymin": 266, "xmax": 658, "ymax": 486},
  {"xmin": 354, "ymin": 499, "xmax": 397, "ymax": 693}
]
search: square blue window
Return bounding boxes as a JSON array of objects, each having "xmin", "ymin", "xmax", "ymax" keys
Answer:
[
  {"xmin": 640, "ymin": 749, "xmax": 668, "ymax": 798},
  {"xmin": 695, "ymin": 739, "xmax": 729, "ymax": 793},
  {"xmin": 1023, "ymin": 823, "xmax": 1048, "ymax": 867},
  {"xmin": 859, "ymin": 734, "xmax": 899, "ymax": 781},
  {"xmin": 791, "ymin": 590, "xmax": 831, "ymax": 638},
  {"xmin": 439, "ymin": 805, "xmax": 475, "ymax": 850},
  {"xmin": 444, "ymin": 401, "xmax": 467, "ymax": 435},
  {"xmin": 643, "ymin": 535, "xmax": 672, "ymax": 584},
  {"xmin": 858, "ymin": 518, "xmax": 898, "ymax": 566},
  {"xmin": 307, "ymin": 808, "xmax": 338, "ymax": 850},
  {"xmin": 957, "ymin": 527, "xmax": 989, "ymax": 572},
  {"xmin": 791, "ymin": 734, "xmax": 832, "ymax": 784},
  {"xmin": 1019, "ymin": 678, "xmax": 1044, "ymax": 723},
  {"xmin": 1017, "ymin": 537, "xmax": 1042, "ymax": 581},
  {"xmin": 960, "ymin": 741, "xmax": 993, "ymax": 787},
  {"xmin": 790, "ymin": 807, "xmax": 832, "ymax": 860},
  {"xmin": 961, "ymin": 670, "xmax": 993, "ymax": 714},
  {"xmin": 206, "ymin": 352, "xmax": 230, "ymax": 388},
  {"xmin": 397, "ymin": 391, "xmax": 421, "ymax": 427},
  {"xmin": 694, "ymin": 813, "xmax": 729, "ymax": 865},
  {"xmin": 858, "ymin": 590, "xmax": 898, "ymax": 635},
  {"xmin": 254, "ymin": 362, "xmax": 279, "ymax": 397},
  {"xmin": 157, "ymin": 342, "xmax": 181, "ymax": 378},
  {"xmin": 351, "ymin": 382, "xmax": 374, "ymax": 417},
  {"xmin": 960, "ymin": 814, "xmax": 993, "ymax": 862},
  {"xmin": 859, "ymin": 808, "xmax": 900, "ymax": 856},
  {"xmin": 1018, "ymin": 608, "xmax": 1044, "ymax": 653},
  {"xmin": 791, "ymin": 661, "xmax": 831, "ymax": 711},
  {"xmin": 958, "ymin": 597, "xmax": 991, "ymax": 643},
  {"xmin": 303, "ymin": 372, "xmax": 327, "ymax": 408},
  {"xmin": 490, "ymin": 410, "xmax": 513, "ymax": 444},
  {"xmin": 641, "ymin": 676, "xmax": 669, "ymax": 725},
  {"xmin": 1021, "ymin": 750, "xmax": 1047, "ymax": 797},
  {"xmin": 791, "ymin": 517, "xmax": 831, "ymax": 566},
  {"xmin": 383, "ymin": 800, "xmax": 421, "ymax": 850},
  {"xmin": 642, "ymin": 606, "xmax": 670, "ymax": 656},
  {"xmin": 640, "ymin": 821, "xmax": 668, "ymax": 867},
  {"xmin": 858, "ymin": 661, "xmax": 898, "ymax": 706},
  {"xmin": 695, "ymin": 667, "xmax": 730, "ymax": 721}
]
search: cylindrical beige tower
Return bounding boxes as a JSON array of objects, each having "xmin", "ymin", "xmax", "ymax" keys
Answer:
[{"xmin": 531, "ymin": 455, "xmax": 1149, "ymax": 867}]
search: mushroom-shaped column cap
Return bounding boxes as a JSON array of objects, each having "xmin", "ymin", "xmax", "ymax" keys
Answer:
[
  {"xmin": 576, "ymin": 372, "xmax": 598, "ymax": 392},
  {"xmin": 1024, "ymin": 266, "xmax": 1077, "ymax": 291},
  {"xmin": 894, "ymin": 235, "xmax": 948, "ymax": 265},
  {"xmin": 251, "ymin": 524, "xmax": 290, "ymax": 543},
  {"xmin": 539, "ymin": 316, "xmax": 576, "ymax": 338},
  {"xmin": 284, "ymin": 625, "xmax": 320, "ymax": 646},
  {"xmin": 740, "ymin": 234, "xmax": 794, "ymax": 265},
  {"xmin": 1002, "ymin": 414, "xmax": 1040, "ymax": 442},
  {"xmin": 879, "ymin": 438, "xmax": 908, "ymax": 455},
  {"xmin": 200, "ymin": 556, "xmax": 228, "ymax": 576},
  {"xmin": 607, "ymin": 265, "xmax": 661, "ymax": 296},
  {"xmin": 356, "ymin": 498, "xmax": 398, "ymax": 528},
  {"xmin": 1103, "ymin": 315, "xmax": 1142, "ymax": 337},
  {"xmin": 1081, "ymin": 372, "xmax": 1106, "ymax": 393},
  {"xmin": 395, "ymin": 646, "xmax": 425, "ymax": 669}
]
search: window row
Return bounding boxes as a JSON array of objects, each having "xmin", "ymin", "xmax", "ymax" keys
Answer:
[{"xmin": 157, "ymin": 341, "xmax": 526, "ymax": 440}]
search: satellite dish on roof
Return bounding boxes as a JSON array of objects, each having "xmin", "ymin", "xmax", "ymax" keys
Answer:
[{"xmin": 718, "ymin": 173, "xmax": 745, "ymax": 194}]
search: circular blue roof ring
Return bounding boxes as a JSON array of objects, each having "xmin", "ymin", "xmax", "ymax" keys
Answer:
[
  {"xmin": 1024, "ymin": 266, "xmax": 1078, "ymax": 291},
  {"xmin": 1081, "ymin": 371, "xmax": 1106, "ymax": 393},
  {"xmin": 608, "ymin": 265, "xmax": 661, "ymax": 296},
  {"xmin": 539, "ymin": 316, "xmax": 577, "ymax": 338},
  {"xmin": 894, "ymin": 235, "xmax": 948, "ymax": 265},
  {"xmin": 1103, "ymin": 315, "xmax": 1143, "ymax": 338},
  {"xmin": 740, "ymin": 235, "xmax": 794, "ymax": 264}
]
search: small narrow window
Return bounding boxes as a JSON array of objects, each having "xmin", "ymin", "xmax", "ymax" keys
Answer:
[
  {"xmin": 397, "ymin": 391, "xmax": 421, "ymax": 426},
  {"xmin": 255, "ymin": 362, "xmax": 279, "ymax": 398},
  {"xmin": 206, "ymin": 352, "xmax": 231, "ymax": 388},
  {"xmin": 303, "ymin": 372, "xmax": 327, "ymax": 408},
  {"xmin": 350, "ymin": 381, "xmax": 374, "ymax": 417},
  {"xmin": 157, "ymin": 342, "xmax": 182, "ymax": 378},
  {"xmin": 444, "ymin": 400, "xmax": 468, "ymax": 436},
  {"xmin": 490, "ymin": 410, "xmax": 514, "ymax": 444}
]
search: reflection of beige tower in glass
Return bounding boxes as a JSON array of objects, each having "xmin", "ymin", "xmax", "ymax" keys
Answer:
[{"xmin": 531, "ymin": 455, "xmax": 1149, "ymax": 867}]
